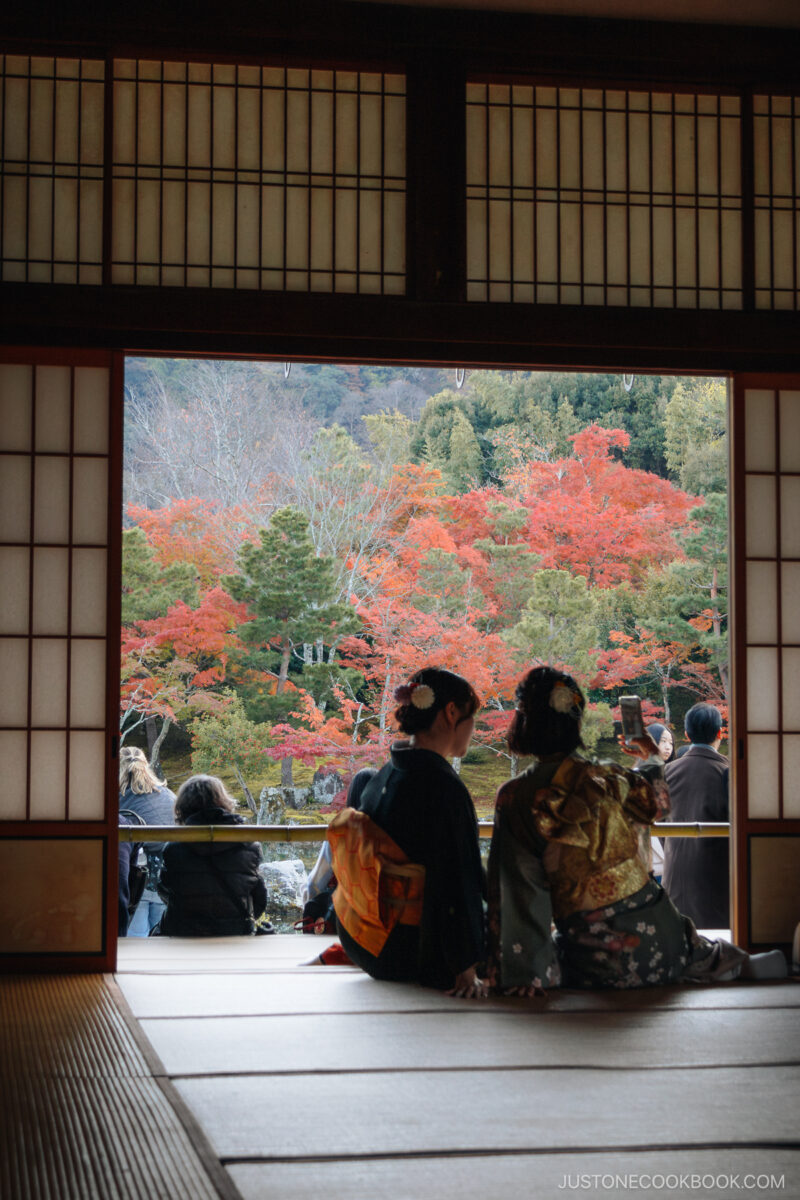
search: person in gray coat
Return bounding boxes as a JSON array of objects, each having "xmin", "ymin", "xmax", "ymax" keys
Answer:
[
  {"xmin": 661, "ymin": 703, "xmax": 729, "ymax": 929},
  {"xmin": 119, "ymin": 746, "xmax": 176, "ymax": 936}
]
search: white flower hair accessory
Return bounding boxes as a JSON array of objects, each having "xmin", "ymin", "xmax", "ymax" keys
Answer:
[
  {"xmin": 549, "ymin": 682, "xmax": 581, "ymax": 716},
  {"xmin": 410, "ymin": 683, "xmax": 435, "ymax": 710}
]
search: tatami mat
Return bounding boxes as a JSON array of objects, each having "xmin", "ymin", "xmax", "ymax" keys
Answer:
[
  {"xmin": 175, "ymin": 1065, "xmax": 800, "ymax": 1159},
  {"xmin": 6, "ymin": 937, "xmax": 799, "ymax": 1199},
  {"xmin": 0, "ymin": 974, "xmax": 237, "ymax": 1200},
  {"xmin": 230, "ymin": 1150, "xmax": 800, "ymax": 1200},
  {"xmin": 139, "ymin": 1006, "xmax": 800, "ymax": 1073}
]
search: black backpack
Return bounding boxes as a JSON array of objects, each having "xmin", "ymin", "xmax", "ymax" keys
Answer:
[{"xmin": 120, "ymin": 809, "xmax": 148, "ymax": 918}]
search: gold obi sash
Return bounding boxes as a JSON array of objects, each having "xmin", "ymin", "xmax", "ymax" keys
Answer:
[
  {"xmin": 533, "ymin": 756, "xmax": 654, "ymax": 919},
  {"xmin": 327, "ymin": 806, "xmax": 425, "ymax": 957}
]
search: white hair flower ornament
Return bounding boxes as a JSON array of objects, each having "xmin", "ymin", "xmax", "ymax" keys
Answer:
[
  {"xmin": 410, "ymin": 683, "xmax": 435, "ymax": 709},
  {"xmin": 394, "ymin": 681, "xmax": 436, "ymax": 710},
  {"xmin": 549, "ymin": 682, "xmax": 582, "ymax": 716}
]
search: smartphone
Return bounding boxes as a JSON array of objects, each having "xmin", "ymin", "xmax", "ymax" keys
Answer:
[{"xmin": 619, "ymin": 695, "xmax": 645, "ymax": 744}]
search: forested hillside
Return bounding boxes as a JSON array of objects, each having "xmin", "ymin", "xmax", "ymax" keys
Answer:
[{"xmin": 122, "ymin": 358, "xmax": 727, "ymax": 807}]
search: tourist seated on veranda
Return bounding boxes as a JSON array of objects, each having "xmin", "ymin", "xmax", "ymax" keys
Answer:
[
  {"xmin": 156, "ymin": 775, "xmax": 273, "ymax": 937},
  {"xmin": 486, "ymin": 666, "xmax": 786, "ymax": 993},
  {"xmin": 300, "ymin": 766, "xmax": 377, "ymax": 934},
  {"xmin": 324, "ymin": 667, "xmax": 487, "ymax": 997}
]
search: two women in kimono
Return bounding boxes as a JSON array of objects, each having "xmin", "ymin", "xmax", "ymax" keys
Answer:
[{"xmin": 332, "ymin": 662, "xmax": 785, "ymax": 995}]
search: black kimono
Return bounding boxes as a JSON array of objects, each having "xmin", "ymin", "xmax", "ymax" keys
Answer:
[{"xmin": 336, "ymin": 743, "xmax": 485, "ymax": 989}]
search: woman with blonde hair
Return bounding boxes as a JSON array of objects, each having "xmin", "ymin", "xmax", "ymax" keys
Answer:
[{"xmin": 118, "ymin": 746, "xmax": 176, "ymax": 936}]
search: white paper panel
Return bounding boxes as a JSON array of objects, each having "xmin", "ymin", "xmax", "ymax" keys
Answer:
[
  {"xmin": 0, "ymin": 547, "xmax": 30, "ymax": 635},
  {"xmin": 71, "ymin": 550, "xmax": 107, "ymax": 636},
  {"xmin": 0, "ymin": 640, "xmax": 29, "ymax": 725},
  {"xmin": 747, "ymin": 734, "xmax": 780, "ymax": 817},
  {"xmin": 781, "ymin": 562, "xmax": 800, "ymax": 643},
  {"xmin": 30, "ymin": 639, "xmax": 68, "ymax": 727},
  {"xmin": 72, "ymin": 458, "xmax": 108, "ymax": 544},
  {"xmin": 29, "ymin": 730, "xmax": 67, "ymax": 820},
  {"xmin": 69, "ymin": 640, "xmax": 106, "ymax": 728},
  {"xmin": 34, "ymin": 366, "xmax": 71, "ymax": 453},
  {"xmin": 31, "ymin": 547, "xmax": 69, "ymax": 635},
  {"xmin": 73, "ymin": 368, "xmax": 109, "ymax": 454},
  {"xmin": 746, "ymin": 561, "xmax": 778, "ymax": 644},
  {"xmin": 783, "ymin": 735, "xmax": 800, "ymax": 817},
  {"xmin": 747, "ymin": 647, "xmax": 779, "ymax": 731},
  {"xmin": 0, "ymin": 456, "xmax": 32, "ymax": 541},
  {"xmin": 0, "ymin": 364, "xmax": 33, "ymax": 451},
  {"xmin": 0, "ymin": 731, "xmax": 28, "ymax": 819},
  {"xmin": 68, "ymin": 731, "xmax": 106, "ymax": 819},
  {"xmin": 781, "ymin": 647, "xmax": 800, "ymax": 729},
  {"xmin": 744, "ymin": 390, "xmax": 776, "ymax": 472},
  {"xmin": 745, "ymin": 476, "xmax": 777, "ymax": 559},
  {"xmin": 33, "ymin": 457, "xmax": 71, "ymax": 544},
  {"xmin": 780, "ymin": 477, "xmax": 800, "ymax": 558},
  {"xmin": 779, "ymin": 391, "xmax": 800, "ymax": 472}
]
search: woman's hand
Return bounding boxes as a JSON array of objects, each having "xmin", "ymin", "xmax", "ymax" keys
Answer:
[
  {"xmin": 447, "ymin": 965, "xmax": 489, "ymax": 999},
  {"xmin": 504, "ymin": 983, "xmax": 547, "ymax": 998},
  {"xmin": 618, "ymin": 733, "xmax": 660, "ymax": 761}
]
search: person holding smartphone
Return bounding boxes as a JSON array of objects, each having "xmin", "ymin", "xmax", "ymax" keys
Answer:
[{"xmin": 485, "ymin": 666, "xmax": 786, "ymax": 992}]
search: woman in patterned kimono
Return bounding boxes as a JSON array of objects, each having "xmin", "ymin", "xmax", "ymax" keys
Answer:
[{"xmin": 487, "ymin": 666, "xmax": 785, "ymax": 992}]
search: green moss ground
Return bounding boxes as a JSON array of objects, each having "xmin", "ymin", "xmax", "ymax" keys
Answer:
[{"xmin": 159, "ymin": 739, "xmax": 633, "ymax": 824}]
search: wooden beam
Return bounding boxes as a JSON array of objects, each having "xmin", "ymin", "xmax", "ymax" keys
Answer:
[{"xmin": 3, "ymin": 283, "xmax": 800, "ymax": 372}]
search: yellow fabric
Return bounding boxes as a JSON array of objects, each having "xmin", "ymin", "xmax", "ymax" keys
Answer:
[
  {"xmin": 327, "ymin": 807, "xmax": 425, "ymax": 957},
  {"xmin": 533, "ymin": 756, "xmax": 658, "ymax": 918}
]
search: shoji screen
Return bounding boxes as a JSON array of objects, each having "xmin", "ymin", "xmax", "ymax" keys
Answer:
[
  {"xmin": 0, "ymin": 353, "xmax": 121, "ymax": 966},
  {"xmin": 754, "ymin": 96, "xmax": 800, "ymax": 311},
  {"xmin": 111, "ymin": 62, "xmax": 406, "ymax": 294},
  {"xmin": 466, "ymin": 83, "xmax": 742, "ymax": 308},
  {"xmin": 732, "ymin": 378, "xmax": 800, "ymax": 948},
  {"xmin": 0, "ymin": 55, "xmax": 105, "ymax": 284}
]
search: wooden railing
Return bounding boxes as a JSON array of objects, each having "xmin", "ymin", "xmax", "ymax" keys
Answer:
[{"xmin": 118, "ymin": 822, "xmax": 730, "ymax": 842}]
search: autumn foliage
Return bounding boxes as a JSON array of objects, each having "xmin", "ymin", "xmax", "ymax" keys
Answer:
[{"xmin": 121, "ymin": 374, "xmax": 728, "ymax": 798}]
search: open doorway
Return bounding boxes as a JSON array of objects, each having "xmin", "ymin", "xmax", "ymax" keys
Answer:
[{"xmin": 120, "ymin": 358, "xmax": 729, "ymax": 932}]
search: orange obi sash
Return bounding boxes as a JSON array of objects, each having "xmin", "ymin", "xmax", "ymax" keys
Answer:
[{"xmin": 327, "ymin": 806, "xmax": 425, "ymax": 957}]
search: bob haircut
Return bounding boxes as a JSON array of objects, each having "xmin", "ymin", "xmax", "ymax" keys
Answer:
[
  {"xmin": 393, "ymin": 666, "xmax": 480, "ymax": 737},
  {"xmin": 507, "ymin": 666, "xmax": 585, "ymax": 758},
  {"xmin": 119, "ymin": 745, "xmax": 164, "ymax": 795},
  {"xmin": 174, "ymin": 774, "xmax": 237, "ymax": 824}
]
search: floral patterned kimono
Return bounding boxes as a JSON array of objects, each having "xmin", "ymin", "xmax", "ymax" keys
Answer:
[{"xmin": 486, "ymin": 752, "xmax": 745, "ymax": 990}]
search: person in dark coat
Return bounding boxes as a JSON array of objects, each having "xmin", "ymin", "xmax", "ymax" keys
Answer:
[
  {"xmin": 157, "ymin": 775, "xmax": 271, "ymax": 937},
  {"xmin": 333, "ymin": 666, "xmax": 487, "ymax": 997},
  {"xmin": 661, "ymin": 703, "xmax": 730, "ymax": 929}
]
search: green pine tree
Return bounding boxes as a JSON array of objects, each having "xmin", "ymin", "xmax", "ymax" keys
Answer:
[
  {"xmin": 224, "ymin": 506, "xmax": 358, "ymax": 694},
  {"xmin": 121, "ymin": 527, "xmax": 198, "ymax": 624}
]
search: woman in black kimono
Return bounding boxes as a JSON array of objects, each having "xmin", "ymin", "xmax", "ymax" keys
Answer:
[{"xmin": 332, "ymin": 666, "xmax": 487, "ymax": 997}]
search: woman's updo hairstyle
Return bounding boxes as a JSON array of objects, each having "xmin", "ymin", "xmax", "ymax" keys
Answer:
[
  {"xmin": 507, "ymin": 665, "xmax": 585, "ymax": 758},
  {"xmin": 393, "ymin": 666, "xmax": 479, "ymax": 736},
  {"xmin": 174, "ymin": 774, "xmax": 236, "ymax": 824}
]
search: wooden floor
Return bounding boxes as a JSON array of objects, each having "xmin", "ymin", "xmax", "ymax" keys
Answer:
[
  {"xmin": 3, "ymin": 936, "xmax": 799, "ymax": 1199},
  {"xmin": 114, "ymin": 936, "xmax": 800, "ymax": 1200}
]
